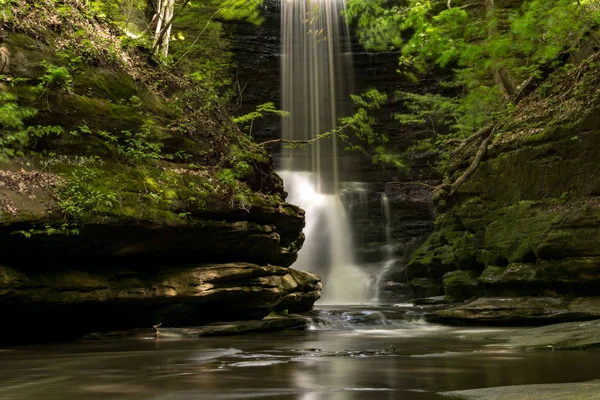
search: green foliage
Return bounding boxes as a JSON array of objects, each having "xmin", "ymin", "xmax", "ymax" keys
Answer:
[
  {"xmin": 90, "ymin": 0, "xmax": 148, "ymax": 35},
  {"xmin": 72, "ymin": 123, "xmax": 164, "ymax": 163},
  {"xmin": 233, "ymin": 102, "xmax": 289, "ymax": 135},
  {"xmin": 394, "ymin": 91, "xmax": 458, "ymax": 135},
  {"xmin": 218, "ymin": 0, "xmax": 264, "ymax": 25},
  {"xmin": 511, "ymin": 0, "xmax": 600, "ymax": 73},
  {"xmin": 38, "ymin": 61, "xmax": 73, "ymax": 93},
  {"xmin": 345, "ymin": 0, "xmax": 403, "ymax": 51},
  {"xmin": 333, "ymin": 89, "xmax": 406, "ymax": 169},
  {"xmin": 0, "ymin": 0, "xmax": 17, "ymax": 21},
  {"xmin": 117, "ymin": 129, "xmax": 162, "ymax": 162},
  {"xmin": 0, "ymin": 92, "xmax": 67, "ymax": 158},
  {"xmin": 0, "ymin": 93, "xmax": 37, "ymax": 131},
  {"xmin": 56, "ymin": 166, "xmax": 118, "ymax": 218},
  {"xmin": 346, "ymin": 0, "xmax": 600, "ymax": 174},
  {"xmin": 56, "ymin": 49, "xmax": 84, "ymax": 70},
  {"xmin": 142, "ymin": 174, "xmax": 178, "ymax": 206},
  {"xmin": 0, "ymin": 75, "xmax": 29, "ymax": 87},
  {"xmin": 216, "ymin": 168, "xmax": 237, "ymax": 185},
  {"xmin": 13, "ymin": 223, "xmax": 80, "ymax": 237}
]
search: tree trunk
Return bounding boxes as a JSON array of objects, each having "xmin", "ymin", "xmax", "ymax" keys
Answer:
[
  {"xmin": 153, "ymin": 0, "xmax": 174, "ymax": 58},
  {"xmin": 485, "ymin": 0, "xmax": 516, "ymax": 97}
]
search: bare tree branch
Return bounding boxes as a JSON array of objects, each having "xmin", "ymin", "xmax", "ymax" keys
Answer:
[
  {"xmin": 450, "ymin": 123, "xmax": 494, "ymax": 158},
  {"xmin": 259, "ymin": 138, "xmax": 318, "ymax": 146},
  {"xmin": 450, "ymin": 123, "xmax": 499, "ymax": 194},
  {"xmin": 389, "ymin": 181, "xmax": 440, "ymax": 190}
]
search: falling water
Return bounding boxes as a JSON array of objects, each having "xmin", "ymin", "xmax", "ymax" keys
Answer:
[
  {"xmin": 375, "ymin": 193, "xmax": 399, "ymax": 301},
  {"xmin": 280, "ymin": 0, "xmax": 371, "ymax": 303},
  {"xmin": 279, "ymin": 172, "xmax": 372, "ymax": 303}
]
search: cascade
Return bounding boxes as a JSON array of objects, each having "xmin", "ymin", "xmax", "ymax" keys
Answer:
[
  {"xmin": 375, "ymin": 193, "xmax": 399, "ymax": 301},
  {"xmin": 279, "ymin": 0, "xmax": 372, "ymax": 303}
]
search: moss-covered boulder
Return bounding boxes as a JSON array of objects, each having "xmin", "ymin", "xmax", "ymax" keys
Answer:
[{"xmin": 443, "ymin": 270, "xmax": 481, "ymax": 299}]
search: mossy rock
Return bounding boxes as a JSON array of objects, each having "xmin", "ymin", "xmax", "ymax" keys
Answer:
[
  {"xmin": 411, "ymin": 277, "xmax": 444, "ymax": 298},
  {"xmin": 443, "ymin": 270, "xmax": 481, "ymax": 299}
]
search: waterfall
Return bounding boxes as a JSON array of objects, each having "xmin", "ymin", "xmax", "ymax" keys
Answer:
[
  {"xmin": 375, "ymin": 193, "xmax": 398, "ymax": 301},
  {"xmin": 280, "ymin": 0, "xmax": 372, "ymax": 304}
]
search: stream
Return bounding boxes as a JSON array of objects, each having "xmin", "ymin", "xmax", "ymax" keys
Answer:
[{"xmin": 2, "ymin": 305, "xmax": 600, "ymax": 400}]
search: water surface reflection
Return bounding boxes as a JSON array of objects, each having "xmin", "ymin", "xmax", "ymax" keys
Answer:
[{"xmin": 1, "ymin": 307, "xmax": 599, "ymax": 400}]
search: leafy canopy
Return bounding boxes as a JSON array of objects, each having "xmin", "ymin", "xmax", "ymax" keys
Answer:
[{"xmin": 345, "ymin": 0, "xmax": 600, "ymax": 160}]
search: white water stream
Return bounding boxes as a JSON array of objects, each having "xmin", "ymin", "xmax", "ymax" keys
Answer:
[
  {"xmin": 280, "ymin": 0, "xmax": 373, "ymax": 303},
  {"xmin": 375, "ymin": 193, "xmax": 400, "ymax": 301},
  {"xmin": 279, "ymin": 172, "xmax": 373, "ymax": 303}
]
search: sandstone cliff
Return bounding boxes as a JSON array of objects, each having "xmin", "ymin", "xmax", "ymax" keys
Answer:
[{"xmin": 0, "ymin": 0, "xmax": 320, "ymax": 344}]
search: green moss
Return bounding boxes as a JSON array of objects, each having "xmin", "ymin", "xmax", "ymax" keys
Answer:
[
  {"xmin": 478, "ymin": 266, "xmax": 507, "ymax": 284},
  {"xmin": 8, "ymin": 33, "xmax": 39, "ymax": 49},
  {"xmin": 47, "ymin": 160, "xmax": 223, "ymax": 225},
  {"xmin": 281, "ymin": 205, "xmax": 301, "ymax": 217},
  {"xmin": 443, "ymin": 270, "xmax": 481, "ymax": 299},
  {"xmin": 73, "ymin": 69, "xmax": 137, "ymax": 103},
  {"xmin": 63, "ymin": 95, "xmax": 148, "ymax": 132}
]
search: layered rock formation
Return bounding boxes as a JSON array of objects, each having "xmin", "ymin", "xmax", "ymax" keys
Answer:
[
  {"xmin": 0, "ymin": 0, "xmax": 320, "ymax": 344},
  {"xmin": 407, "ymin": 54, "xmax": 600, "ymax": 323},
  {"xmin": 0, "ymin": 263, "xmax": 320, "ymax": 343}
]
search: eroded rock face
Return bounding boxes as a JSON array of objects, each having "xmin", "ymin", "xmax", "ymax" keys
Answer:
[
  {"xmin": 0, "ymin": 3, "xmax": 321, "ymax": 344},
  {"xmin": 409, "ymin": 54, "xmax": 600, "ymax": 322},
  {"xmin": 0, "ymin": 263, "xmax": 321, "ymax": 344}
]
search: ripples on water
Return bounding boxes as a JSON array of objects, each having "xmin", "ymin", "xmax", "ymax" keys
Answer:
[{"xmin": 2, "ymin": 306, "xmax": 600, "ymax": 400}]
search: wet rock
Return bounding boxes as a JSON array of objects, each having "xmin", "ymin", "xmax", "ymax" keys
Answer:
[
  {"xmin": 441, "ymin": 380, "xmax": 600, "ymax": 400},
  {"xmin": 411, "ymin": 277, "xmax": 444, "ymax": 299},
  {"xmin": 503, "ymin": 319, "xmax": 600, "ymax": 350},
  {"xmin": 428, "ymin": 297, "xmax": 600, "ymax": 325},
  {"xmin": 84, "ymin": 316, "xmax": 310, "ymax": 340},
  {"xmin": 413, "ymin": 296, "xmax": 461, "ymax": 306},
  {"xmin": 443, "ymin": 270, "xmax": 482, "ymax": 299},
  {"xmin": 0, "ymin": 17, "xmax": 322, "ymax": 346}
]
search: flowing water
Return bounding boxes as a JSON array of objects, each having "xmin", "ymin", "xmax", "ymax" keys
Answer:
[
  {"xmin": 279, "ymin": 171, "xmax": 374, "ymax": 303},
  {"xmin": 280, "ymin": 0, "xmax": 374, "ymax": 303},
  {"xmin": 281, "ymin": 0, "xmax": 353, "ymax": 188},
  {"xmin": 3, "ymin": 306, "xmax": 600, "ymax": 400},
  {"xmin": 375, "ymin": 193, "xmax": 400, "ymax": 301}
]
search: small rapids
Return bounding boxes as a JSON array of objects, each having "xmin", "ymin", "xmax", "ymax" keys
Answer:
[{"xmin": 304, "ymin": 306, "xmax": 449, "ymax": 337}]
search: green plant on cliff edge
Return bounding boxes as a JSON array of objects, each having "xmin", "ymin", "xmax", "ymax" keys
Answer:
[
  {"xmin": 56, "ymin": 167, "xmax": 118, "ymax": 218},
  {"xmin": 37, "ymin": 61, "xmax": 73, "ymax": 93},
  {"xmin": 0, "ymin": 93, "xmax": 66, "ymax": 158},
  {"xmin": 0, "ymin": 93, "xmax": 37, "ymax": 133}
]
